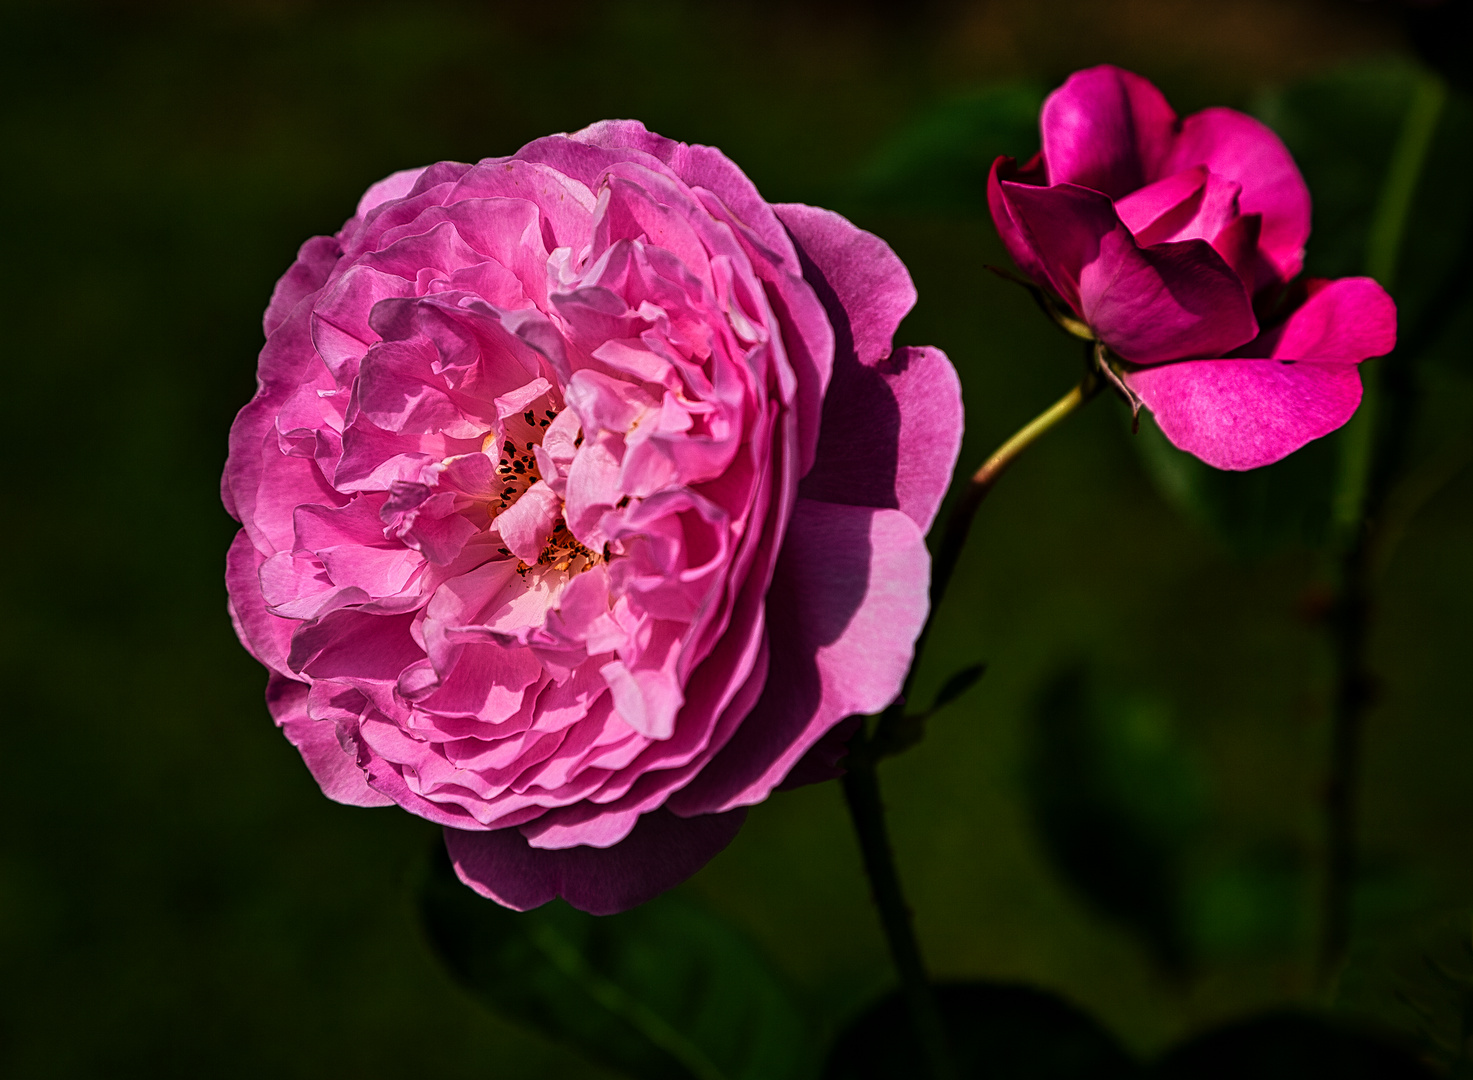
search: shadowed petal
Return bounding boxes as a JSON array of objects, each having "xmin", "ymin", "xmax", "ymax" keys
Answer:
[
  {"xmin": 664, "ymin": 498, "xmax": 928, "ymax": 815},
  {"xmin": 988, "ymin": 155, "xmax": 1051, "ymax": 284},
  {"xmin": 1001, "ymin": 182, "xmax": 1256, "ymax": 363},
  {"xmin": 444, "ymin": 806, "xmax": 746, "ymax": 914},
  {"xmin": 773, "ymin": 202, "xmax": 917, "ymax": 366},
  {"xmin": 798, "ymin": 346, "xmax": 963, "ymax": 532}
]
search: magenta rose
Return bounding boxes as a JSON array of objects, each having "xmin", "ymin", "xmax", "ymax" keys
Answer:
[
  {"xmin": 989, "ymin": 65, "xmax": 1397, "ymax": 470},
  {"xmin": 223, "ymin": 121, "xmax": 962, "ymax": 913}
]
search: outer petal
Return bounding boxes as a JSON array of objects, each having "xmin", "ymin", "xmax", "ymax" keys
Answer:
[
  {"xmin": 263, "ymin": 235, "xmax": 341, "ymax": 338},
  {"xmin": 987, "ymin": 155, "xmax": 1050, "ymax": 284},
  {"xmin": 444, "ymin": 807, "xmax": 746, "ymax": 914},
  {"xmin": 355, "ymin": 166, "xmax": 430, "ymax": 219},
  {"xmin": 1164, "ymin": 108, "xmax": 1311, "ymax": 282},
  {"xmin": 1126, "ymin": 359, "xmax": 1363, "ymax": 470},
  {"xmin": 1246, "ymin": 277, "xmax": 1397, "ymax": 362},
  {"xmin": 1001, "ymin": 182, "xmax": 1256, "ymax": 363},
  {"xmin": 798, "ymin": 346, "xmax": 962, "ymax": 532},
  {"xmin": 665, "ymin": 499, "xmax": 929, "ymax": 815},
  {"xmin": 1040, "ymin": 65, "xmax": 1178, "ymax": 198},
  {"xmin": 773, "ymin": 202, "xmax": 917, "ymax": 366},
  {"xmin": 266, "ymin": 675, "xmax": 392, "ymax": 807}
]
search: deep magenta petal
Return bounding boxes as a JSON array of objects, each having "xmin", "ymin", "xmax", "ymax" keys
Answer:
[
  {"xmin": 987, "ymin": 155, "xmax": 1050, "ymax": 284},
  {"xmin": 1126, "ymin": 359, "xmax": 1364, "ymax": 470},
  {"xmin": 1041, "ymin": 65, "xmax": 1178, "ymax": 198},
  {"xmin": 444, "ymin": 807, "xmax": 746, "ymax": 914},
  {"xmin": 1001, "ymin": 182, "xmax": 1257, "ymax": 362},
  {"xmin": 1163, "ymin": 107, "xmax": 1311, "ymax": 282},
  {"xmin": 1244, "ymin": 277, "xmax": 1397, "ymax": 362}
]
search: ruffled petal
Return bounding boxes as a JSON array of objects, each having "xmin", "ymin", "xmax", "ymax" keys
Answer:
[
  {"xmin": 444, "ymin": 806, "xmax": 746, "ymax": 914},
  {"xmin": 267, "ymin": 674, "xmax": 393, "ymax": 807}
]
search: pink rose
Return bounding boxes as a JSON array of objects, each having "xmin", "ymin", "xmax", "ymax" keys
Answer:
[
  {"xmin": 223, "ymin": 122, "xmax": 962, "ymax": 913},
  {"xmin": 989, "ymin": 65, "xmax": 1397, "ymax": 470}
]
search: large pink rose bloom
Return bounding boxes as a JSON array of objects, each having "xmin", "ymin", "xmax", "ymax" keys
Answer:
[
  {"xmin": 990, "ymin": 65, "xmax": 1397, "ymax": 470},
  {"xmin": 224, "ymin": 122, "xmax": 962, "ymax": 914}
]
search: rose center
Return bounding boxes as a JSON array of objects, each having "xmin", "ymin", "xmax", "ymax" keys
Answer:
[{"xmin": 484, "ymin": 405, "xmax": 600, "ymax": 576}]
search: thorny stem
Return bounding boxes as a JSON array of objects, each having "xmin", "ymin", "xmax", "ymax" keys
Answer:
[
  {"xmin": 840, "ymin": 357, "xmax": 1103, "ymax": 1077},
  {"xmin": 1318, "ymin": 71, "xmax": 1450, "ymax": 987}
]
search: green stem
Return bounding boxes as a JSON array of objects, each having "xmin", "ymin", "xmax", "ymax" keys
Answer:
[
  {"xmin": 900, "ymin": 370, "xmax": 1101, "ymax": 710},
  {"xmin": 841, "ymin": 755, "xmax": 958, "ymax": 1080},
  {"xmin": 840, "ymin": 369, "xmax": 1104, "ymax": 1078}
]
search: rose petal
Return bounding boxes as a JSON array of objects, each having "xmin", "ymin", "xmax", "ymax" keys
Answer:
[
  {"xmin": 1127, "ymin": 359, "xmax": 1363, "ymax": 470},
  {"xmin": 444, "ymin": 806, "xmax": 746, "ymax": 914},
  {"xmin": 267, "ymin": 674, "xmax": 392, "ymax": 807},
  {"xmin": 1041, "ymin": 65, "xmax": 1178, "ymax": 198}
]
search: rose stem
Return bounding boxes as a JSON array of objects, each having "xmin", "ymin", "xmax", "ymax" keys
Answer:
[
  {"xmin": 1317, "ymin": 71, "xmax": 1447, "ymax": 988},
  {"xmin": 841, "ymin": 368, "xmax": 1102, "ymax": 1080},
  {"xmin": 841, "ymin": 759, "xmax": 959, "ymax": 1080},
  {"xmin": 903, "ymin": 368, "xmax": 1101, "ymax": 708}
]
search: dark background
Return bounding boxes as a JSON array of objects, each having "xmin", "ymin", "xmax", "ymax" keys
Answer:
[{"xmin": 3, "ymin": 1, "xmax": 1470, "ymax": 1075}]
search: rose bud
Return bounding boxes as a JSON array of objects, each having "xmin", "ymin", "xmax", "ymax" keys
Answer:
[
  {"xmin": 224, "ymin": 122, "xmax": 962, "ymax": 913},
  {"xmin": 989, "ymin": 65, "xmax": 1396, "ymax": 470}
]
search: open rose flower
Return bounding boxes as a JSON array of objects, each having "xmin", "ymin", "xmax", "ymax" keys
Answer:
[
  {"xmin": 224, "ymin": 122, "xmax": 962, "ymax": 913},
  {"xmin": 989, "ymin": 65, "xmax": 1396, "ymax": 470}
]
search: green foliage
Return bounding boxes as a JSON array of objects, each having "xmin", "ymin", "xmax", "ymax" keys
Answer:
[
  {"xmin": 418, "ymin": 847, "xmax": 817, "ymax": 1080},
  {"xmin": 848, "ymin": 85, "xmax": 1044, "ymax": 215},
  {"xmin": 1023, "ymin": 667, "xmax": 1208, "ymax": 973},
  {"xmin": 823, "ymin": 982, "xmax": 1138, "ymax": 1079}
]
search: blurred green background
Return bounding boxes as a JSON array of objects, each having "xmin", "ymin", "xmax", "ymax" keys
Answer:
[{"xmin": 3, "ymin": 0, "xmax": 1471, "ymax": 1075}]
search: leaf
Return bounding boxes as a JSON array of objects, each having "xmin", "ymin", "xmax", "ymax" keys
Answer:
[
  {"xmin": 1149, "ymin": 1012, "xmax": 1436, "ymax": 1079},
  {"xmin": 823, "ymin": 981, "xmax": 1139, "ymax": 1079},
  {"xmin": 418, "ymin": 843, "xmax": 818, "ymax": 1080},
  {"xmin": 932, "ymin": 663, "xmax": 987, "ymax": 712},
  {"xmin": 848, "ymin": 84, "xmax": 1044, "ymax": 215},
  {"xmin": 1133, "ymin": 411, "xmax": 1340, "ymax": 559},
  {"xmin": 1023, "ymin": 666, "xmax": 1207, "ymax": 973}
]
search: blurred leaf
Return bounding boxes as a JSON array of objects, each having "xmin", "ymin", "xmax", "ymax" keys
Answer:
[
  {"xmin": 1181, "ymin": 845, "xmax": 1309, "ymax": 961},
  {"xmin": 1023, "ymin": 667, "xmax": 1207, "ymax": 973},
  {"xmin": 1335, "ymin": 909, "xmax": 1473, "ymax": 1073},
  {"xmin": 848, "ymin": 85, "xmax": 1044, "ymax": 214},
  {"xmin": 823, "ymin": 982, "xmax": 1139, "ymax": 1079},
  {"xmin": 1149, "ymin": 1012, "xmax": 1437, "ymax": 1079},
  {"xmin": 1133, "ymin": 412, "xmax": 1339, "ymax": 559},
  {"xmin": 419, "ymin": 845, "xmax": 817, "ymax": 1080},
  {"xmin": 932, "ymin": 663, "xmax": 987, "ymax": 712}
]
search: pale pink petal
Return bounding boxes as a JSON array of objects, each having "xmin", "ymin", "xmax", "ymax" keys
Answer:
[
  {"xmin": 355, "ymin": 165, "xmax": 431, "ymax": 219},
  {"xmin": 494, "ymin": 480, "xmax": 562, "ymax": 565},
  {"xmin": 267, "ymin": 675, "xmax": 392, "ymax": 807},
  {"xmin": 773, "ymin": 202, "xmax": 917, "ymax": 366}
]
